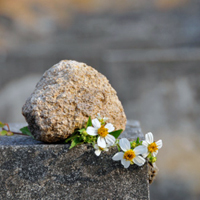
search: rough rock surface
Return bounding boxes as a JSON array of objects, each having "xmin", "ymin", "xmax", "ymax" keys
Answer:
[
  {"xmin": 22, "ymin": 60, "xmax": 126, "ymax": 143},
  {"xmin": 0, "ymin": 122, "xmax": 149, "ymax": 200}
]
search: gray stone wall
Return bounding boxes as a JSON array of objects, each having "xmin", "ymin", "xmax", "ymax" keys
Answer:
[{"xmin": 0, "ymin": 123, "xmax": 149, "ymax": 200}]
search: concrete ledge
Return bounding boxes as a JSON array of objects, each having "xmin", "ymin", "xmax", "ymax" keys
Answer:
[{"xmin": 0, "ymin": 121, "xmax": 149, "ymax": 200}]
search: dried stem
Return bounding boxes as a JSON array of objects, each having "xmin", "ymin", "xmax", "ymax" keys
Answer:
[
  {"xmin": 2, "ymin": 127, "xmax": 28, "ymax": 136},
  {"xmin": 5, "ymin": 123, "xmax": 10, "ymax": 131}
]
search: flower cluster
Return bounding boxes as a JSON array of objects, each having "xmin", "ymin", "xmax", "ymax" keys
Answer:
[{"xmin": 65, "ymin": 114, "xmax": 163, "ymax": 169}]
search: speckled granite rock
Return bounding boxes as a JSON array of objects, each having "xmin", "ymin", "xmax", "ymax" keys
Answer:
[
  {"xmin": 0, "ymin": 122, "xmax": 149, "ymax": 200},
  {"xmin": 22, "ymin": 60, "xmax": 127, "ymax": 143}
]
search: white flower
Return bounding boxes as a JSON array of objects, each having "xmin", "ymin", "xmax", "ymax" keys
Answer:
[
  {"xmin": 86, "ymin": 118, "xmax": 115, "ymax": 148},
  {"xmin": 94, "ymin": 144, "xmax": 109, "ymax": 156},
  {"xmin": 142, "ymin": 132, "xmax": 163, "ymax": 158},
  {"xmin": 96, "ymin": 113, "xmax": 109, "ymax": 124},
  {"xmin": 112, "ymin": 138, "xmax": 147, "ymax": 168}
]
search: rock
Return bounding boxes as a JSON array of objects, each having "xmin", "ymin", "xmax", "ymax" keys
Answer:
[
  {"xmin": 0, "ymin": 122, "xmax": 149, "ymax": 200},
  {"xmin": 22, "ymin": 60, "xmax": 126, "ymax": 143}
]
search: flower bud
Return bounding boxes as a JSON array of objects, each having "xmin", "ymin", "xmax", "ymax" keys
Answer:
[
  {"xmin": 131, "ymin": 141, "xmax": 136, "ymax": 148},
  {"xmin": 82, "ymin": 130, "xmax": 88, "ymax": 136},
  {"xmin": 150, "ymin": 156, "xmax": 157, "ymax": 163}
]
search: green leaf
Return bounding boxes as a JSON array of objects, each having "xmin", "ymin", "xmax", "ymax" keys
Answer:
[
  {"xmin": 0, "ymin": 130, "xmax": 7, "ymax": 136},
  {"xmin": 86, "ymin": 116, "xmax": 92, "ymax": 128},
  {"xmin": 78, "ymin": 128, "xmax": 86, "ymax": 133},
  {"xmin": 20, "ymin": 126, "xmax": 34, "ymax": 138},
  {"xmin": 69, "ymin": 137, "xmax": 83, "ymax": 149},
  {"xmin": 65, "ymin": 133, "xmax": 79, "ymax": 143},
  {"xmin": 0, "ymin": 121, "xmax": 5, "ymax": 128},
  {"xmin": 109, "ymin": 129, "xmax": 123, "ymax": 139},
  {"xmin": 136, "ymin": 137, "xmax": 140, "ymax": 144}
]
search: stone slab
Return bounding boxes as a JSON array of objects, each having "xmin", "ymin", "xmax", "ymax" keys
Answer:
[{"xmin": 0, "ymin": 121, "xmax": 149, "ymax": 200}]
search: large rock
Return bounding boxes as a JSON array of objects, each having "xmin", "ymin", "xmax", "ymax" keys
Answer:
[{"xmin": 22, "ymin": 60, "xmax": 126, "ymax": 143}]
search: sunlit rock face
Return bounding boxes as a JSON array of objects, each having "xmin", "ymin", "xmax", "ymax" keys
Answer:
[{"xmin": 22, "ymin": 60, "xmax": 126, "ymax": 143}]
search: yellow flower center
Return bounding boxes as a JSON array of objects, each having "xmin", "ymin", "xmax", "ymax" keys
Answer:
[
  {"xmin": 123, "ymin": 149, "xmax": 136, "ymax": 161},
  {"xmin": 98, "ymin": 125, "xmax": 109, "ymax": 137},
  {"xmin": 148, "ymin": 142, "xmax": 158, "ymax": 153}
]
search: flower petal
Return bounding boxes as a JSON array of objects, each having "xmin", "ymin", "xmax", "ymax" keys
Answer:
[
  {"xmin": 134, "ymin": 145, "xmax": 148, "ymax": 155},
  {"xmin": 156, "ymin": 140, "xmax": 163, "ymax": 149},
  {"xmin": 92, "ymin": 118, "xmax": 101, "ymax": 128},
  {"xmin": 86, "ymin": 127, "xmax": 98, "ymax": 136},
  {"xmin": 145, "ymin": 132, "xmax": 154, "ymax": 144},
  {"xmin": 105, "ymin": 123, "xmax": 115, "ymax": 132},
  {"xmin": 152, "ymin": 151, "xmax": 158, "ymax": 157},
  {"xmin": 105, "ymin": 134, "xmax": 116, "ymax": 146},
  {"xmin": 119, "ymin": 138, "xmax": 130, "ymax": 152},
  {"xmin": 97, "ymin": 137, "xmax": 106, "ymax": 148},
  {"xmin": 121, "ymin": 159, "xmax": 130, "ymax": 168},
  {"xmin": 94, "ymin": 144, "xmax": 99, "ymax": 150},
  {"xmin": 142, "ymin": 140, "xmax": 149, "ymax": 147},
  {"xmin": 97, "ymin": 113, "xmax": 101, "ymax": 119},
  {"xmin": 103, "ymin": 117, "xmax": 109, "ymax": 121},
  {"xmin": 95, "ymin": 149, "xmax": 101, "ymax": 156},
  {"xmin": 142, "ymin": 152, "xmax": 149, "ymax": 158},
  {"xmin": 133, "ymin": 156, "xmax": 146, "ymax": 166},
  {"xmin": 112, "ymin": 152, "xmax": 124, "ymax": 161}
]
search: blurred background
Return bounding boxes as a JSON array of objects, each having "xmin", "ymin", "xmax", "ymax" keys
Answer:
[{"xmin": 0, "ymin": 0, "xmax": 200, "ymax": 199}]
